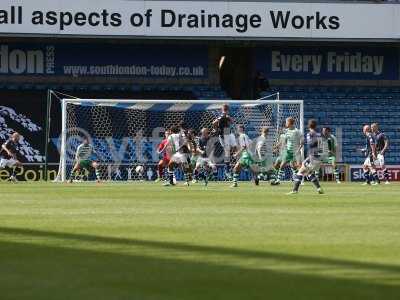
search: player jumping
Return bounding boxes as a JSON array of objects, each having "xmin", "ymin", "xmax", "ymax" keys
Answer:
[
  {"xmin": 318, "ymin": 127, "xmax": 341, "ymax": 184},
  {"xmin": 371, "ymin": 123, "xmax": 390, "ymax": 184},
  {"xmin": 0, "ymin": 132, "xmax": 23, "ymax": 182},
  {"xmin": 288, "ymin": 119, "xmax": 324, "ymax": 195},
  {"xmin": 69, "ymin": 137, "xmax": 100, "ymax": 183},
  {"xmin": 212, "ymin": 104, "xmax": 237, "ymax": 179},
  {"xmin": 361, "ymin": 125, "xmax": 380, "ymax": 185},
  {"xmin": 155, "ymin": 129, "xmax": 171, "ymax": 182},
  {"xmin": 271, "ymin": 117, "xmax": 303, "ymax": 185},
  {"xmin": 231, "ymin": 125, "xmax": 259, "ymax": 188}
]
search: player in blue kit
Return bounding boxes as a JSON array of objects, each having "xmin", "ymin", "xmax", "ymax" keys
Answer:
[
  {"xmin": 212, "ymin": 104, "xmax": 237, "ymax": 179},
  {"xmin": 371, "ymin": 123, "xmax": 390, "ymax": 184},
  {"xmin": 288, "ymin": 119, "xmax": 324, "ymax": 195},
  {"xmin": 361, "ymin": 125, "xmax": 380, "ymax": 185}
]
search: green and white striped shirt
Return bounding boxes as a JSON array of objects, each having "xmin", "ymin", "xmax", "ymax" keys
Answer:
[{"xmin": 75, "ymin": 143, "xmax": 95, "ymax": 160}]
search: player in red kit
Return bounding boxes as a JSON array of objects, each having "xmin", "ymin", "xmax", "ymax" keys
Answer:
[{"xmin": 155, "ymin": 129, "xmax": 171, "ymax": 182}]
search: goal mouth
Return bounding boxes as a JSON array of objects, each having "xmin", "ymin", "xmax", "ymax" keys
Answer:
[{"xmin": 56, "ymin": 98, "xmax": 304, "ymax": 182}]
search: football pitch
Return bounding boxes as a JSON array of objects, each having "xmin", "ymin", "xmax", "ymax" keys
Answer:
[{"xmin": 0, "ymin": 182, "xmax": 399, "ymax": 300}]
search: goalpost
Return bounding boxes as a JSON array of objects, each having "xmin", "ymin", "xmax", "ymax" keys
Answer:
[{"xmin": 57, "ymin": 99, "xmax": 304, "ymax": 182}]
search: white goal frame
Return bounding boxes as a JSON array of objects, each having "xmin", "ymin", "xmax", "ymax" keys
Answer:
[{"xmin": 59, "ymin": 99, "xmax": 304, "ymax": 182}]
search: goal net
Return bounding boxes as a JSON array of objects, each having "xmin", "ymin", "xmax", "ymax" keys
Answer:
[{"xmin": 57, "ymin": 99, "xmax": 303, "ymax": 182}]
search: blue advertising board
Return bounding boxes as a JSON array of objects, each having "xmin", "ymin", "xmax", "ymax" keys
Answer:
[
  {"xmin": 255, "ymin": 47, "xmax": 399, "ymax": 80},
  {"xmin": 0, "ymin": 43, "xmax": 208, "ymax": 79}
]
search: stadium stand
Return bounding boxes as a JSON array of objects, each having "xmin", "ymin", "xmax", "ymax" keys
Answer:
[{"xmin": 261, "ymin": 86, "xmax": 400, "ymax": 164}]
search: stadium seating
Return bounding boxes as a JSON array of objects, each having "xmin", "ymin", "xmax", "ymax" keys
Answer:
[{"xmin": 261, "ymin": 86, "xmax": 400, "ymax": 164}]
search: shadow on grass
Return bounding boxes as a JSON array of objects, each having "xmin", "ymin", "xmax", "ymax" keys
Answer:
[{"xmin": 0, "ymin": 227, "xmax": 399, "ymax": 300}]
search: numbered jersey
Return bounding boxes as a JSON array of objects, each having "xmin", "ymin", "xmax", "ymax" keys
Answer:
[
  {"xmin": 256, "ymin": 135, "xmax": 272, "ymax": 161},
  {"xmin": 284, "ymin": 128, "xmax": 303, "ymax": 152}
]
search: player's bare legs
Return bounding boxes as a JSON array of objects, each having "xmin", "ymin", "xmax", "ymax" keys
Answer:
[
  {"xmin": 156, "ymin": 159, "xmax": 168, "ymax": 182},
  {"xmin": 9, "ymin": 160, "xmax": 22, "ymax": 182}
]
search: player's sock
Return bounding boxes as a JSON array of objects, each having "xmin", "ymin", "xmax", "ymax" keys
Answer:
[
  {"xmin": 308, "ymin": 173, "xmax": 321, "ymax": 190},
  {"xmin": 184, "ymin": 172, "xmax": 190, "ymax": 184},
  {"xmin": 194, "ymin": 169, "xmax": 199, "ymax": 181},
  {"xmin": 334, "ymin": 168, "xmax": 340, "ymax": 182},
  {"xmin": 293, "ymin": 174, "xmax": 303, "ymax": 192},
  {"xmin": 291, "ymin": 167, "xmax": 298, "ymax": 180},
  {"xmin": 383, "ymin": 168, "xmax": 390, "ymax": 182},
  {"xmin": 278, "ymin": 169, "xmax": 285, "ymax": 182},
  {"xmin": 69, "ymin": 170, "xmax": 76, "ymax": 182},
  {"xmin": 168, "ymin": 170, "xmax": 174, "ymax": 185},
  {"xmin": 225, "ymin": 161, "xmax": 231, "ymax": 176},
  {"xmin": 11, "ymin": 167, "xmax": 17, "ymax": 177},
  {"xmin": 363, "ymin": 170, "xmax": 370, "ymax": 184},
  {"xmin": 157, "ymin": 165, "xmax": 164, "ymax": 179},
  {"xmin": 233, "ymin": 172, "xmax": 239, "ymax": 184},
  {"xmin": 371, "ymin": 171, "xmax": 380, "ymax": 184},
  {"xmin": 95, "ymin": 169, "xmax": 101, "ymax": 181}
]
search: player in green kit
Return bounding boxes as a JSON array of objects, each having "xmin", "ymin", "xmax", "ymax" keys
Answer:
[
  {"xmin": 317, "ymin": 127, "xmax": 341, "ymax": 183},
  {"xmin": 231, "ymin": 125, "xmax": 259, "ymax": 188},
  {"xmin": 255, "ymin": 127, "xmax": 274, "ymax": 181},
  {"xmin": 69, "ymin": 137, "xmax": 100, "ymax": 183},
  {"xmin": 271, "ymin": 117, "xmax": 303, "ymax": 185}
]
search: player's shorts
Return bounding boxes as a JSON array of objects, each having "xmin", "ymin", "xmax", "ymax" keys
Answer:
[
  {"xmin": 0, "ymin": 158, "xmax": 18, "ymax": 168},
  {"xmin": 196, "ymin": 157, "xmax": 216, "ymax": 169},
  {"xmin": 78, "ymin": 159, "xmax": 93, "ymax": 169},
  {"xmin": 170, "ymin": 152, "xmax": 189, "ymax": 164},
  {"xmin": 219, "ymin": 134, "xmax": 237, "ymax": 148},
  {"xmin": 257, "ymin": 158, "xmax": 273, "ymax": 172},
  {"xmin": 161, "ymin": 156, "xmax": 170, "ymax": 165},
  {"xmin": 238, "ymin": 151, "xmax": 255, "ymax": 169},
  {"xmin": 281, "ymin": 150, "xmax": 295, "ymax": 164},
  {"xmin": 364, "ymin": 154, "xmax": 385, "ymax": 168},
  {"xmin": 302, "ymin": 157, "xmax": 322, "ymax": 174},
  {"xmin": 322, "ymin": 155, "xmax": 336, "ymax": 165}
]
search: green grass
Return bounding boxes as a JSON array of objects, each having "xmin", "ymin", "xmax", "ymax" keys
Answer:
[{"xmin": 0, "ymin": 181, "xmax": 400, "ymax": 300}]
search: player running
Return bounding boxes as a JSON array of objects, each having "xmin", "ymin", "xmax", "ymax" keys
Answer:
[
  {"xmin": 255, "ymin": 127, "xmax": 273, "ymax": 181},
  {"xmin": 361, "ymin": 125, "xmax": 380, "ymax": 185},
  {"xmin": 164, "ymin": 125, "xmax": 192, "ymax": 186},
  {"xmin": 231, "ymin": 125, "xmax": 259, "ymax": 188},
  {"xmin": 271, "ymin": 117, "xmax": 303, "ymax": 185},
  {"xmin": 288, "ymin": 119, "xmax": 324, "ymax": 195},
  {"xmin": 193, "ymin": 128, "xmax": 217, "ymax": 186},
  {"xmin": 155, "ymin": 129, "xmax": 171, "ymax": 182},
  {"xmin": 0, "ymin": 132, "xmax": 23, "ymax": 182},
  {"xmin": 371, "ymin": 123, "xmax": 390, "ymax": 184},
  {"xmin": 69, "ymin": 137, "xmax": 100, "ymax": 183},
  {"xmin": 212, "ymin": 104, "xmax": 237, "ymax": 179},
  {"xmin": 318, "ymin": 127, "xmax": 341, "ymax": 184}
]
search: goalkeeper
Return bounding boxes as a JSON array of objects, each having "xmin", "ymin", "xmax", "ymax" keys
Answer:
[{"xmin": 69, "ymin": 137, "xmax": 100, "ymax": 183}]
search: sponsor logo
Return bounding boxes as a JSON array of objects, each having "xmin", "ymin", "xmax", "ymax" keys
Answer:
[
  {"xmin": 350, "ymin": 165, "xmax": 400, "ymax": 181},
  {"xmin": 0, "ymin": 45, "xmax": 55, "ymax": 75}
]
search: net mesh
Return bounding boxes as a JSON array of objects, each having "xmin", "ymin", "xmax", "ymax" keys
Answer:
[{"xmin": 58, "ymin": 100, "xmax": 303, "ymax": 182}]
